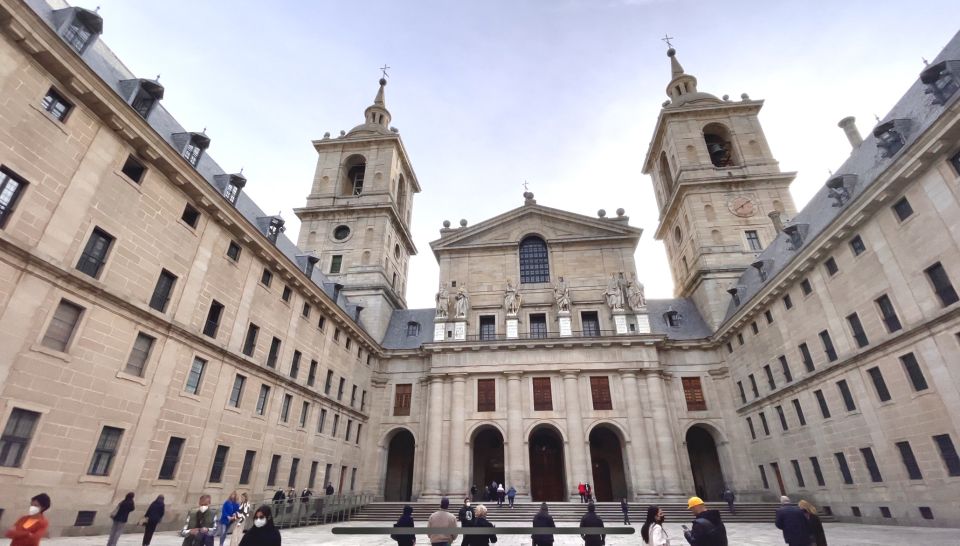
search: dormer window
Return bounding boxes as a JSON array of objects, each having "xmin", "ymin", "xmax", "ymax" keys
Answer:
[
  {"xmin": 783, "ymin": 224, "xmax": 808, "ymax": 251},
  {"xmin": 920, "ymin": 60, "xmax": 960, "ymax": 105},
  {"xmin": 121, "ymin": 79, "xmax": 165, "ymax": 119},
  {"xmin": 223, "ymin": 175, "xmax": 245, "ymax": 204},
  {"xmin": 664, "ymin": 310, "xmax": 682, "ymax": 328},
  {"xmin": 752, "ymin": 260, "xmax": 773, "ymax": 282},
  {"xmin": 873, "ymin": 119, "xmax": 910, "ymax": 158},
  {"xmin": 267, "ymin": 217, "xmax": 285, "ymax": 243},
  {"xmin": 826, "ymin": 174, "xmax": 857, "ymax": 208},
  {"xmin": 727, "ymin": 287, "xmax": 742, "ymax": 307},
  {"xmin": 52, "ymin": 7, "xmax": 103, "ymax": 54},
  {"xmin": 406, "ymin": 322, "xmax": 421, "ymax": 337},
  {"xmin": 304, "ymin": 256, "xmax": 319, "ymax": 278},
  {"xmin": 63, "ymin": 18, "xmax": 92, "ymax": 52}
]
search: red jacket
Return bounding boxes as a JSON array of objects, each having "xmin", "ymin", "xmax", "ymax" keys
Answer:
[
  {"xmin": 5, "ymin": 514, "xmax": 48, "ymax": 546},
  {"xmin": 578, "ymin": 483, "xmax": 586, "ymax": 494}
]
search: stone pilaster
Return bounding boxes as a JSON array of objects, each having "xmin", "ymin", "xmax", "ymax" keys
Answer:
[
  {"xmin": 505, "ymin": 372, "xmax": 528, "ymax": 499},
  {"xmin": 562, "ymin": 370, "xmax": 590, "ymax": 499},
  {"xmin": 645, "ymin": 370, "xmax": 683, "ymax": 496},
  {"xmin": 447, "ymin": 373, "xmax": 467, "ymax": 497},
  {"xmin": 422, "ymin": 375, "xmax": 446, "ymax": 498},
  {"xmin": 619, "ymin": 370, "xmax": 656, "ymax": 496}
]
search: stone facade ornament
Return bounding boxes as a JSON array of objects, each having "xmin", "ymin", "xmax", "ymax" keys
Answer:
[
  {"xmin": 504, "ymin": 279, "xmax": 522, "ymax": 315},
  {"xmin": 627, "ymin": 273, "xmax": 646, "ymax": 310},
  {"xmin": 454, "ymin": 286, "xmax": 470, "ymax": 318},
  {"xmin": 435, "ymin": 282, "xmax": 449, "ymax": 319},
  {"xmin": 553, "ymin": 276, "xmax": 571, "ymax": 312},
  {"xmin": 604, "ymin": 274, "xmax": 624, "ymax": 311}
]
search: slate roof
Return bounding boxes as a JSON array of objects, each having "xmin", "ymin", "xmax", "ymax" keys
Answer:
[
  {"xmin": 382, "ymin": 309, "xmax": 436, "ymax": 349},
  {"xmin": 645, "ymin": 298, "xmax": 713, "ymax": 339},
  {"xmin": 720, "ymin": 29, "xmax": 960, "ymax": 325}
]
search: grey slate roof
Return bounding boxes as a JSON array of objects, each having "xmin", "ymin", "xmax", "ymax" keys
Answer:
[
  {"xmin": 645, "ymin": 298, "xmax": 713, "ymax": 340},
  {"xmin": 721, "ymin": 29, "xmax": 960, "ymax": 325},
  {"xmin": 382, "ymin": 309, "xmax": 436, "ymax": 349}
]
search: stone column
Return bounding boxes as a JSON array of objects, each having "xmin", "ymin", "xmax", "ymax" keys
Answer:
[
  {"xmin": 422, "ymin": 375, "xmax": 446, "ymax": 498},
  {"xmin": 448, "ymin": 373, "xmax": 468, "ymax": 497},
  {"xmin": 562, "ymin": 370, "xmax": 590, "ymax": 499},
  {"xmin": 619, "ymin": 370, "xmax": 656, "ymax": 496},
  {"xmin": 505, "ymin": 372, "xmax": 527, "ymax": 498},
  {"xmin": 646, "ymin": 370, "xmax": 682, "ymax": 495}
]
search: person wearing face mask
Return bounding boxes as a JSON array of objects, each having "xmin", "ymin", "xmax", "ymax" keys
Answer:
[
  {"xmin": 641, "ymin": 506, "xmax": 670, "ymax": 546},
  {"xmin": 182, "ymin": 495, "xmax": 216, "ymax": 546},
  {"xmin": 238, "ymin": 505, "xmax": 281, "ymax": 546},
  {"xmin": 4, "ymin": 493, "xmax": 50, "ymax": 546}
]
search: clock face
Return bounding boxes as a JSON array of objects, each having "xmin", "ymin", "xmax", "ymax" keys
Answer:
[{"xmin": 728, "ymin": 196, "xmax": 755, "ymax": 218}]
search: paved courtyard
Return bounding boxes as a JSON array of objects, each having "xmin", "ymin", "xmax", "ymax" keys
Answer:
[{"xmin": 4, "ymin": 520, "xmax": 958, "ymax": 546}]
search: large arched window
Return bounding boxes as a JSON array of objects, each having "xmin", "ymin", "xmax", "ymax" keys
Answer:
[
  {"xmin": 519, "ymin": 236, "xmax": 549, "ymax": 284},
  {"xmin": 341, "ymin": 155, "xmax": 366, "ymax": 196},
  {"xmin": 703, "ymin": 123, "xmax": 737, "ymax": 167}
]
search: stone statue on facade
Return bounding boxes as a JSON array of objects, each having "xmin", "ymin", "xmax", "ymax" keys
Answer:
[
  {"xmin": 504, "ymin": 279, "xmax": 522, "ymax": 315},
  {"xmin": 435, "ymin": 282, "xmax": 449, "ymax": 319},
  {"xmin": 553, "ymin": 276, "xmax": 571, "ymax": 312},
  {"xmin": 454, "ymin": 286, "xmax": 470, "ymax": 318},
  {"xmin": 604, "ymin": 274, "xmax": 625, "ymax": 311},
  {"xmin": 627, "ymin": 273, "xmax": 646, "ymax": 310}
]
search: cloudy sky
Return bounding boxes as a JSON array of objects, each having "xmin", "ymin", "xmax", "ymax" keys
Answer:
[{"xmin": 84, "ymin": 0, "xmax": 958, "ymax": 309}]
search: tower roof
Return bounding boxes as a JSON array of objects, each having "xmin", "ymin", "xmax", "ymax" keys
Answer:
[
  {"xmin": 664, "ymin": 48, "xmax": 721, "ymax": 108},
  {"xmin": 347, "ymin": 77, "xmax": 393, "ymax": 136}
]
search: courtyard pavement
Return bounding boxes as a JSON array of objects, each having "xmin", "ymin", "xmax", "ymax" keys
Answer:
[{"xmin": 4, "ymin": 520, "xmax": 959, "ymax": 546}]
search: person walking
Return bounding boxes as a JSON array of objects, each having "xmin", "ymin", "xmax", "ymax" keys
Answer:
[
  {"xmin": 496, "ymin": 484, "xmax": 505, "ymax": 506},
  {"xmin": 4, "ymin": 493, "xmax": 50, "ymax": 546},
  {"xmin": 721, "ymin": 487, "xmax": 735, "ymax": 515},
  {"xmin": 585, "ymin": 484, "xmax": 593, "ymax": 503},
  {"xmin": 228, "ymin": 494, "xmax": 251, "ymax": 546},
  {"xmin": 580, "ymin": 502, "xmax": 605, "ymax": 546},
  {"xmin": 775, "ymin": 496, "xmax": 812, "ymax": 546},
  {"xmin": 620, "ymin": 498, "xmax": 630, "ymax": 525},
  {"xmin": 640, "ymin": 505, "xmax": 670, "ymax": 546},
  {"xmin": 682, "ymin": 497, "xmax": 727, "ymax": 546},
  {"xmin": 458, "ymin": 498, "xmax": 475, "ymax": 528},
  {"xmin": 390, "ymin": 505, "xmax": 415, "ymax": 546},
  {"xmin": 506, "ymin": 486, "xmax": 517, "ymax": 508},
  {"xmin": 325, "ymin": 483, "xmax": 334, "ymax": 496},
  {"xmin": 427, "ymin": 497, "xmax": 458, "ymax": 546},
  {"xmin": 468, "ymin": 504, "xmax": 497, "ymax": 546},
  {"xmin": 217, "ymin": 492, "xmax": 240, "ymax": 546},
  {"xmin": 238, "ymin": 505, "xmax": 281, "ymax": 546},
  {"xmin": 798, "ymin": 500, "xmax": 827, "ymax": 546},
  {"xmin": 577, "ymin": 482, "xmax": 586, "ymax": 503},
  {"xmin": 182, "ymin": 494, "xmax": 216, "ymax": 546},
  {"xmin": 470, "ymin": 485, "xmax": 479, "ymax": 502},
  {"xmin": 531, "ymin": 502, "xmax": 556, "ymax": 546},
  {"xmin": 107, "ymin": 492, "xmax": 135, "ymax": 546},
  {"xmin": 142, "ymin": 495, "xmax": 165, "ymax": 546}
]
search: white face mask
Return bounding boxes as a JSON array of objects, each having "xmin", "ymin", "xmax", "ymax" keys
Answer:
[
  {"xmin": 253, "ymin": 518, "xmax": 266, "ymax": 528},
  {"xmin": 28, "ymin": 506, "xmax": 41, "ymax": 516},
  {"xmin": 199, "ymin": 505, "xmax": 209, "ymax": 513}
]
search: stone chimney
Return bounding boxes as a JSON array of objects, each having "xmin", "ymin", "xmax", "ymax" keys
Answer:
[
  {"xmin": 768, "ymin": 211, "xmax": 784, "ymax": 233},
  {"xmin": 838, "ymin": 116, "xmax": 863, "ymax": 150}
]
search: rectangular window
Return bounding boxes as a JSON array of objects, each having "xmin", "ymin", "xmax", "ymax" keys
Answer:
[
  {"xmin": 759, "ymin": 412, "xmax": 770, "ymax": 436},
  {"xmin": 394, "ymin": 384, "xmax": 412, "ymax": 416},
  {"xmin": 861, "ymin": 447, "xmax": 883, "ymax": 482},
  {"xmin": 255, "ymin": 385, "xmax": 270, "ymax": 416},
  {"xmin": 765, "ymin": 309, "xmax": 774, "ymax": 324},
  {"xmin": 334, "ymin": 328, "xmax": 341, "ymax": 342},
  {"xmin": 361, "ymin": 390, "xmax": 367, "ymax": 412},
  {"xmin": 866, "ymin": 367, "xmax": 891, "ymax": 402},
  {"xmin": 581, "ymin": 311, "xmax": 600, "ymax": 337},
  {"xmin": 751, "ymin": 321, "xmax": 759, "ymax": 335},
  {"xmin": 900, "ymin": 352, "xmax": 928, "ymax": 391},
  {"xmin": 76, "ymin": 227, "xmax": 114, "ymax": 278},
  {"xmin": 591, "ymin": 376, "xmax": 613, "ymax": 410},
  {"xmin": 810, "ymin": 456, "xmax": 826, "ymax": 486},
  {"xmin": 792, "ymin": 399, "xmax": 806, "ymax": 426},
  {"xmin": 345, "ymin": 420, "xmax": 353, "ymax": 442},
  {"xmin": 726, "ymin": 342, "xmax": 733, "ymax": 354},
  {"xmin": 837, "ymin": 379, "xmax": 856, "ymax": 411},
  {"xmin": 847, "ymin": 313, "xmax": 869, "ymax": 348},
  {"xmin": 737, "ymin": 333, "xmax": 744, "ymax": 345},
  {"xmin": 835, "ymin": 451, "xmax": 854, "ymax": 484},
  {"xmin": 323, "ymin": 464, "xmax": 332, "ymax": 488},
  {"xmin": 280, "ymin": 394, "xmax": 292, "ymax": 422},
  {"xmin": 814, "ymin": 389, "xmax": 831, "ymax": 418},
  {"xmin": 345, "ymin": 338, "xmax": 352, "ymax": 350},
  {"xmin": 682, "ymin": 377, "xmax": 706, "ymax": 411},
  {"xmin": 239, "ymin": 450, "xmax": 256, "ymax": 485},
  {"xmin": 356, "ymin": 423, "xmax": 362, "ymax": 445},
  {"xmin": 318, "ymin": 409, "xmax": 327, "ymax": 434},
  {"xmin": 0, "ymin": 409, "xmax": 40, "ymax": 468},
  {"xmin": 307, "ymin": 360, "xmax": 318, "ymax": 387},
  {"xmin": 202, "ymin": 300, "xmax": 224, "ymax": 338},
  {"xmin": 337, "ymin": 378, "xmax": 345, "ymax": 401},
  {"xmin": 350, "ymin": 385, "xmax": 358, "ymax": 407},
  {"xmin": 149, "ymin": 269, "xmax": 177, "ymax": 312},
  {"xmin": 479, "ymin": 315, "xmax": 496, "ymax": 340},
  {"xmin": 299, "ymin": 401, "xmax": 310, "ymax": 428},
  {"xmin": 791, "ymin": 459, "xmax": 805, "ymax": 487},
  {"xmin": 242, "ymin": 323, "xmax": 259, "ymax": 357},
  {"xmin": 157, "ymin": 436, "xmax": 185, "ymax": 480},
  {"xmin": 290, "ymin": 350, "xmax": 302, "ymax": 379},
  {"xmin": 183, "ymin": 143, "xmax": 202, "ymax": 166},
  {"xmin": 533, "ymin": 377, "xmax": 553, "ymax": 411},
  {"xmin": 477, "ymin": 379, "xmax": 496, "ymax": 412},
  {"xmin": 226, "ymin": 241, "xmax": 242, "ymax": 261},
  {"xmin": 800, "ymin": 278, "xmax": 812, "ymax": 295},
  {"xmin": 933, "ymin": 434, "xmax": 960, "ymax": 476},
  {"xmin": 42, "ymin": 299, "xmax": 83, "ymax": 352},
  {"xmin": 875, "ymin": 294, "xmax": 902, "ymax": 332},
  {"xmin": 745, "ymin": 230, "xmax": 762, "ymax": 251},
  {"xmin": 325, "ymin": 371, "xmax": 334, "ymax": 395},
  {"xmin": 737, "ymin": 381, "xmax": 747, "ymax": 404},
  {"xmin": 779, "ymin": 355, "xmax": 793, "ymax": 383},
  {"xmin": 529, "ymin": 313, "xmax": 548, "ymax": 338},
  {"xmin": 267, "ymin": 337, "xmax": 281, "ymax": 368},
  {"xmin": 351, "ymin": 467, "xmax": 358, "ymax": 491},
  {"xmin": 309, "ymin": 461, "xmax": 319, "ymax": 489},
  {"xmin": 130, "ymin": 89, "xmax": 155, "ymax": 118},
  {"xmin": 63, "ymin": 18, "xmax": 93, "ymax": 52},
  {"xmin": 850, "ymin": 235, "xmax": 866, "ymax": 256},
  {"xmin": 121, "ymin": 155, "xmax": 146, "ymax": 183},
  {"xmin": 764, "ymin": 365, "xmax": 776, "ymax": 390},
  {"xmin": 267, "ymin": 454, "xmax": 281, "ymax": 486},
  {"xmin": 208, "ymin": 445, "xmax": 229, "ymax": 483},
  {"xmin": 41, "ymin": 87, "xmax": 72, "ymax": 120},
  {"xmin": 746, "ymin": 417, "xmax": 756, "ymax": 440},
  {"xmin": 185, "ymin": 357, "xmax": 206, "ymax": 395},
  {"xmin": 748, "ymin": 374, "xmax": 759, "ymax": 398},
  {"xmin": 229, "ymin": 374, "xmax": 246, "ymax": 408},
  {"xmin": 281, "ymin": 286, "xmax": 292, "ymax": 302},
  {"xmin": 799, "ymin": 343, "xmax": 814, "ymax": 372},
  {"xmin": 332, "ymin": 415, "xmax": 339, "ymax": 437},
  {"xmin": 895, "ymin": 441, "xmax": 923, "ymax": 480},
  {"xmin": 775, "ymin": 405, "xmax": 788, "ymax": 431},
  {"xmin": 124, "ymin": 332, "xmax": 155, "ymax": 377},
  {"xmin": 819, "ymin": 330, "xmax": 837, "ymax": 362},
  {"xmin": 261, "ymin": 268, "xmax": 273, "ymax": 287},
  {"xmin": 783, "ymin": 294, "xmax": 793, "ymax": 310},
  {"xmin": 330, "ymin": 255, "xmax": 343, "ymax": 274},
  {"xmin": 181, "ymin": 204, "xmax": 200, "ymax": 228},
  {"xmin": 759, "ymin": 465, "xmax": 769, "ymax": 489},
  {"xmin": 824, "ymin": 257, "xmax": 839, "ymax": 276},
  {"xmin": 926, "ymin": 262, "xmax": 959, "ymax": 307},
  {"xmin": 892, "ymin": 196, "xmax": 913, "ymax": 221},
  {"xmin": 0, "ymin": 167, "xmax": 29, "ymax": 229}
]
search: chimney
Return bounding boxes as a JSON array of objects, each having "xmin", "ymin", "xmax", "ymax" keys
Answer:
[
  {"xmin": 838, "ymin": 116, "xmax": 863, "ymax": 150},
  {"xmin": 768, "ymin": 211, "xmax": 784, "ymax": 233}
]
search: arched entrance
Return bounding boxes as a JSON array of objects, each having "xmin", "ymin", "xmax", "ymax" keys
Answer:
[
  {"xmin": 529, "ymin": 425, "xmax": 566, "ymax": 501},
  {"xmin": 589, "ymin": 425, "xmax": 628, "ymax": 501},
  {"xmin": 471, "ymin": 426, "xmax": 505, "ymax": 501},
  {"xmin": 383, "ymin": 429, "xmax": 415, "ymax": 501},
  {"xmin": 686, "ymin": 425, "xmax": 725, "ymax": 501}
]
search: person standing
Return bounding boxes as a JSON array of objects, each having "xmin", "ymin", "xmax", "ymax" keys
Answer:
[
  {"xmin": 585, "ymin": 484, "xmax": 593, "ymax": 503},
  {"xmin": 238, "ymin": 505, "xmax": 281, "ymax": 546},
  {"xmin": 4, "ymin": 493, "xmax": 50, "ymax": 546},
  {"xmin": 458, "ymin": 498, "xmax": 475, "ymax": 528},
  {"xmin": 640, "ymin": 506, "xmax": 670, "ymax": 546},
  {"xmin": 721, "ymin": 487, "xmax": 735, "ymax": 515},
  {"xmin": 496, "ymin": 484, "xmax": 505, "ymax": 506},
  {"xmin": 427, "ymin": 497, "xmax": 458, "ymax": 546},
  {"xmin": 580, "ymin": 502, "xmax": 605, "ymax": 546},
  {"xmin": 798, "ymin": 500, "xmax": 827, "ymax": 546},
  {"xmin": 390, "ymin": 505, "xmax": 415, "ymax": 546},
  {"xmin": 182, "ymin": 494, "xmax": 215, "ymax": 546},
  {"xmin": 620, "ymin": 498, "xmax": 630, "ymax": 525},
  {"xmin": 229, "ymin": 494, "xmax": 251, "ymax": 546},
  {"xmin": 531, "ymin": 502, "xmax": 555, "ymax": 546},
  {"xmin": 506, "ymin": 486, "xmax": 517, "ymax": 509},
  {"xmin": 217, "ymin": 491, "xmax": 240, "ymax": 546},
  {"xmin": 775, "ymin": 496, "xmax": 812, "ymax": 546},
  {"xmin": 325, "ymin": 483, "xmax": 335, "ymax": 496},
  {"xmin": 142, "ymin": 495, "xmax": 166, "ymax": 546},
  {"xmin": 470, "ymin": 485, "xmax": 478, "ymax": 502},
  {"xmin": 469, "ymin": 504, "xmax": 497, "ymax": 546},
  {"xmin": 578, "ymin": 483, "xmax": 586, "ymax": 503},
  {"xmin": 107, "ymin": 492, "xmax": 135, "ymax": 546},
  {"xmin": 682, "ymin": 497, "xmax": 727, "ymax": 546}
]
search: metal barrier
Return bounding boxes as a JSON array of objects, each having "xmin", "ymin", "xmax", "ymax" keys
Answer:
[{"xmin": 239, "ymin": 493, "xmax": 374, "ymax": 530}]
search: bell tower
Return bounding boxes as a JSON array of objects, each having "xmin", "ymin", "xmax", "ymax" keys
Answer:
[
  {"xmin": 295, "ymin": 77, "xmax": 420, "ymax": 341},
  {"xmin": 642, "ymin": 48, "xmax": 797, "ymax": 330}
]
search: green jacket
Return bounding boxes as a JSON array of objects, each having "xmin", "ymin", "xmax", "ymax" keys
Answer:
[{"xmin": 181, "ymin": 507, "xmax": 216, "ymax": 546}]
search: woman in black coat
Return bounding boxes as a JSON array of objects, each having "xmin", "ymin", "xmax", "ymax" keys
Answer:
[
  {"xmin": 799, "ymin": 500, "xmax": 827, "ymax": 546},
  {"xmin": 142, "ymin": 495, "xmax": 165, "ymax": 546},
  {"xmin": 390, "ymin": 505, "xmax": 415, "ymax": 546},
  {"xmin": 531, "ymin": 502, "xmax": 556, "ymax": 546},
  {"xmin": 469, "ymin": 505, "xmax": 497, "ymax": 546},
  {"xmin": 238, "ymin": 505, "xmax": 281, "ymax": 546}
]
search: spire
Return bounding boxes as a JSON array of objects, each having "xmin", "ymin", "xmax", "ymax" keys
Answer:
[
  {"xmin": 662, "ymin": 47, "xmax": 720, "ymax": 108},
  {"xmin": 360, "ymin": 76, "xmax": 392, "ymax": 132},
  {"xmin": 668, "ymin": 47, "xmax": 684, "ymax": 77},
  {"xmin": 374, "ymin": 77, "xmax": 387, "ymax": 107}
]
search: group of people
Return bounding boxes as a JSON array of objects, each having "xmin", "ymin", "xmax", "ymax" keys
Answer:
[
  {"xmin": 576, "ymin": 482, "xmax": 594, "ymax": 503},
  {"xmin": 775, "ymin": 496, "xmax": 828, "ymax": 546},
  {"xmin": 469, "ymin": 482, "xmax": 517, "ymax": 508}
]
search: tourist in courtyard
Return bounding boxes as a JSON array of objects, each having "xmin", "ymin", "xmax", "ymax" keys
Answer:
[
  {"xmin": 578, "ymin": 482, "xmax": 587, "ymax": 503},
  {"xmin": 469, "ymin": 504, "xmax": 497, "ymax": 546},
  {"xmin": 776, "ymin": 496, "xmax": 812, "ymax": 546},
  {"xmin": 496, "ymin": 483, "xmax": 505, "ymax": 506},
  {"xmin": 4, "ymin": 493, "xmax": 50, "ymax": 546},
  {"xmin": 390, "ymin": 504, "xmax": 415, "ymax": 546},
  {"xmin": 471, "ymin": 484, "xmax": 479, "ymax": 501},
  {"xmin": 721, "ymin": 487, "xmax": 735, "ymax": 515},
  {"xmin": 427, "ymin": 497, "xmax": 458, "ymax": 546},
  {"xmin": 585, "ymin": 484, "xmax": 593, "ymax": 502},
  {"xmin": 238, "ymin": 505, "xmax": 280, "ymax": 546},
  {"xmin": 458, "ymin": 497, "xmax": 475, "ymax": 527},
  {"xmin": 217, "ymin": 491, "xmax": 240, "ymax": 546},
  {"xmin": 141, "ymin": 494, "xmax": 165, "ymax": 546},
  {"xmin": 531, "ymin": 502, "xmax": 556, "ymax": 546},
  {"xmin": 798, "ymin": 500, "xmax": 827, "ymax": 546},
  {"xmin": 106, "ymin": 492, "xmax": 135, "ymax": 546},
  {"xmin": 181, "ymin": 494, "xmax": 215, "ymax": 546},
  {"xmin": 229, "ymin": 493, "xmax": 251, "ymax": 546},
  {"xmin": 641, "ymin": 505, "xmax": 670, "ymax": 546},
  {"xmin": 506, "ymin": 485, "xmax": 517, "ymax": 508},
  {"xmin": 621, "ymin": 497, "xmax": 630, "ymax": 525},
  {"xmin": 325, "ymin": 483, "xmax": 334, "ymax": 496},
  {"xmin": 682, "ymin": 497, "xmax": 727, "ymax": 546},
  {"xmin": 580, "ymin": 502, "xmax": 605, "ymax": 546}
]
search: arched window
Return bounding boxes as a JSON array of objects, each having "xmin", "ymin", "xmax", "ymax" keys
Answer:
[
  {"xmin": 519, "ymin": 236, "xmax": 549, "ymax": 284},
  {"xmin": 341, "ymin": 155, "xmax": 366, "ymax": 196},
  {"xmin": 659, "ymin": 152, "xmax": 674, "ymax": 195},
  {"xmin": 703, "ymin": 123, "xmax": 737, "ymax": 167}
]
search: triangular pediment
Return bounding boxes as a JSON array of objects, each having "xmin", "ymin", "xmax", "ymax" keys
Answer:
[{"xmin": 430, "ymin": 204, "xmax": 642, "ymax": 257}]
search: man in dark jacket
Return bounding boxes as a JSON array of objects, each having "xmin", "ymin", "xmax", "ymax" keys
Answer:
[
  {"xmin": 390, "ymin": 504, "xmax": 415, "ymax": 546},
  {"xmin": 531, "ymin": 503, "xmax": 556, "ymax": 546},
  {"xmin": 458, "ymin": 498, "xmax": 475, "ymax": 528},
  {"xmin": 579, "ymin": 502, "xmax": 605, "ymax": 546},
  {"xmin": 620, "ymin": 498, "xmax": 630, "ymax": 525},
  {"xmin": 721, "ymin": 487, "xmax": 735, "ymax": 515},
  {"xmin": 775, "ymin": 496, "xmax": 811, "ymax": 546},
  {"xmin": 683, "ymin": 497, "xmax": 727, "ymax": 546},
  {"xmin": 325, "ymin": 483, "xmax": 335, "ymax": 496}
]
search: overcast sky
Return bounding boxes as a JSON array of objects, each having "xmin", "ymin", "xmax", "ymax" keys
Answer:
[{"xmin": 84, "ymin": 0, "xmax": 958, "ymax": 309}]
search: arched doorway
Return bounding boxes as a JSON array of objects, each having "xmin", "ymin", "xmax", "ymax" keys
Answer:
[
  {"xmin": 589, "ymin": 426, "xmax": 628, "ymax": 501},
  {"xmin": 384, "ymin": 429, "xmax": 415, "ymax": 501},
  {"xmin": 471, "ymin": 426, "xmax": 505, "ymax": 501},
  {"xmin": 529, "ymin": 425, "xmax": 566, "ymax": 501},
  {"xmin": 686, "ymin": 425, "xmax": 725, "ymax": 501}
]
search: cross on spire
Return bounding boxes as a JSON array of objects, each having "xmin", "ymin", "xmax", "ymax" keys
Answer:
[
  {"xmin": 661, "ymin": 34, "xmax": 674, "ymax": 49},
  {"xmin": 380, "ymin": 64, "xmax": 391, "ymax": 79},
  {"xmin": 523, "ymin": 180, "xmax": 529, "ymax": 191}
]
